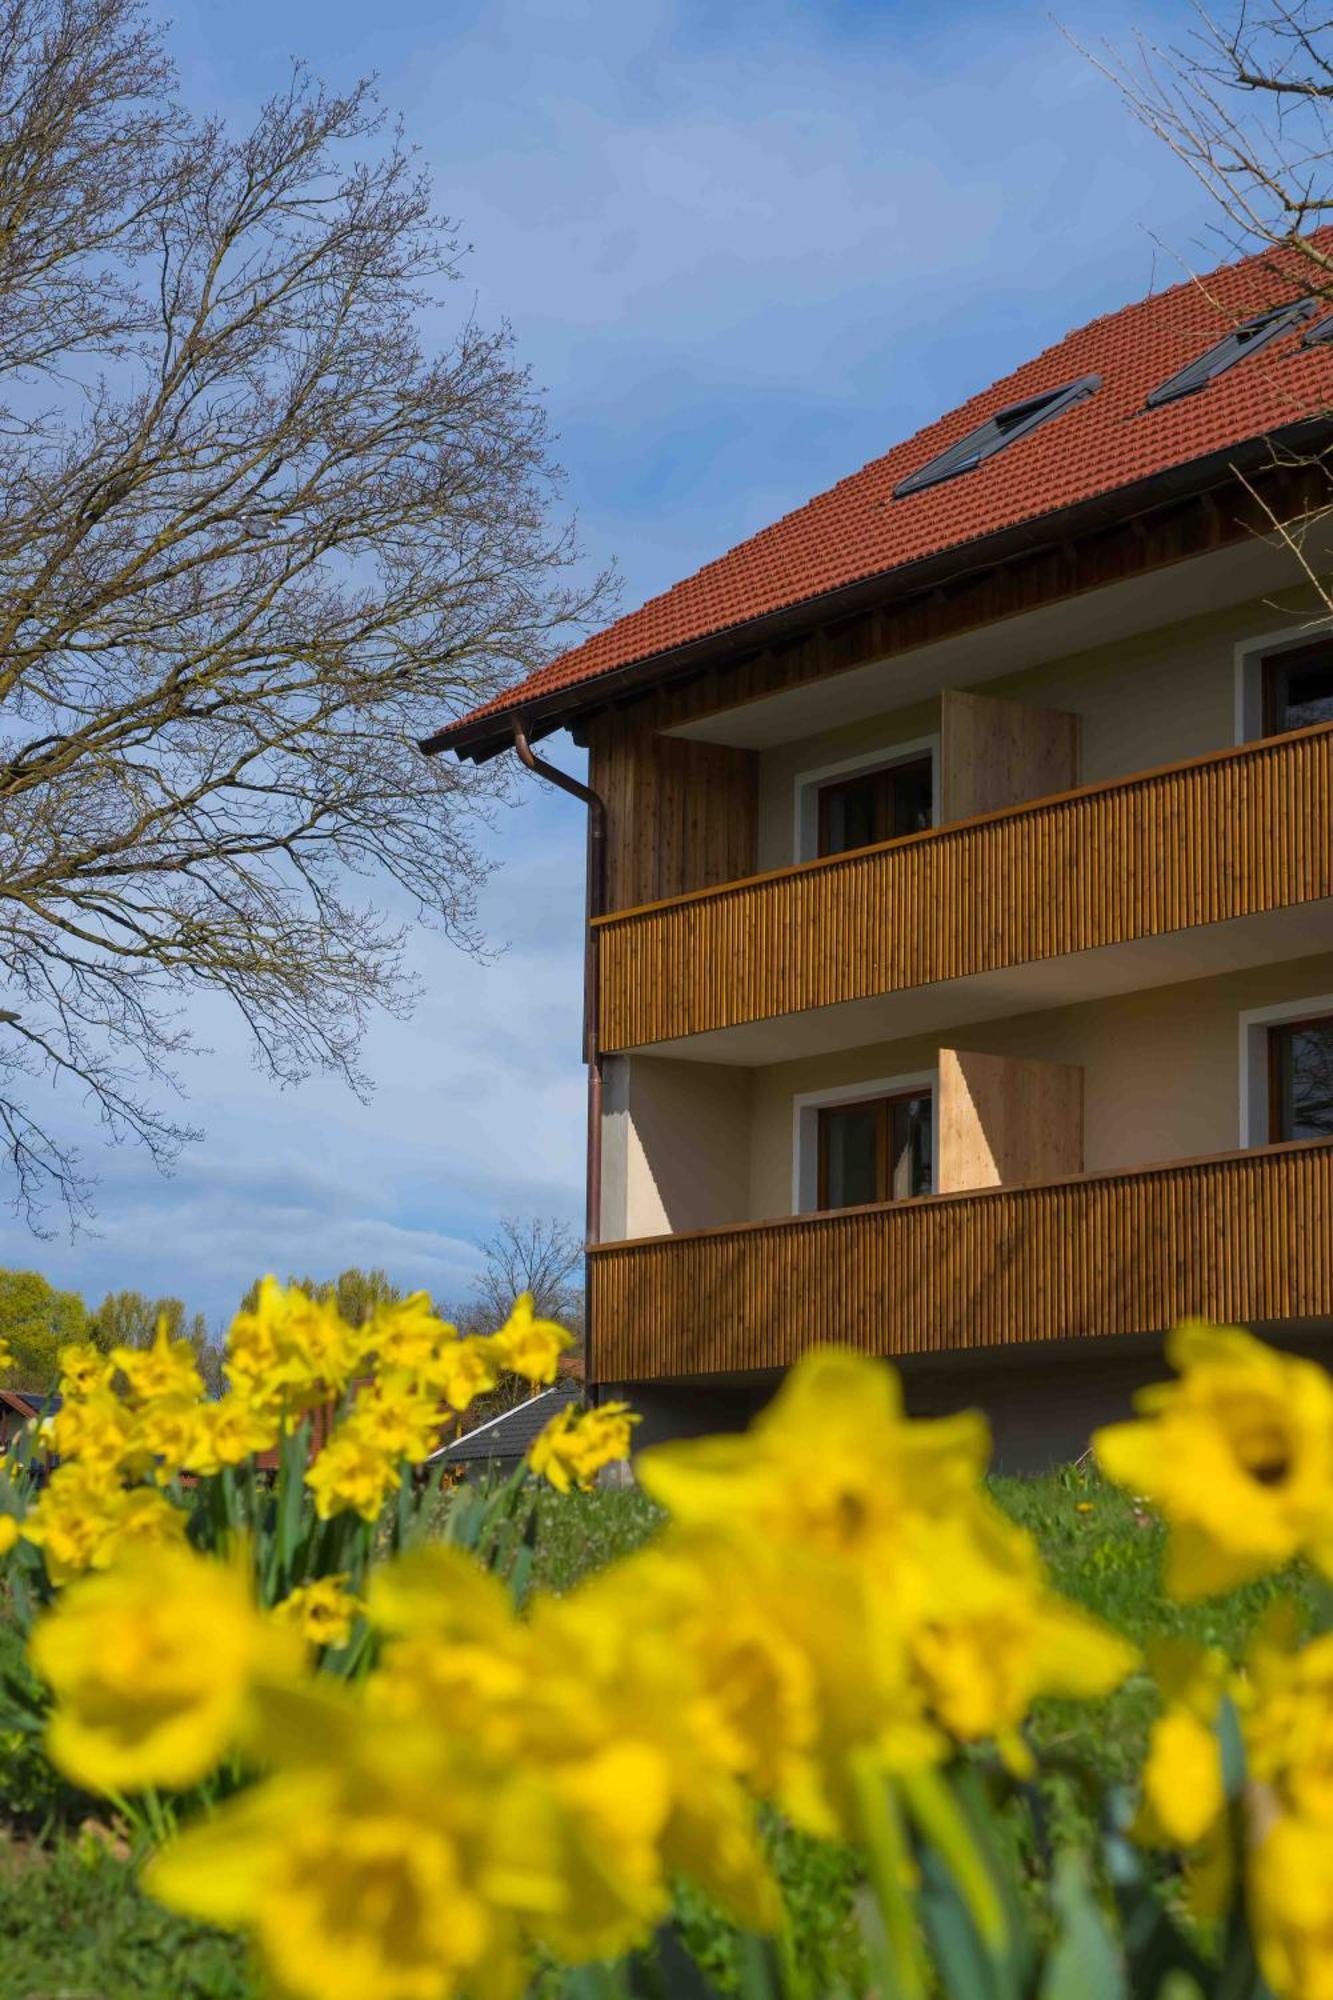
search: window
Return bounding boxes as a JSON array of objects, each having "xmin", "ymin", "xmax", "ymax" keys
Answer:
[
  {"xmin": 1146, "ymin": 299, "xmax": 1316, "ymax": 409},
  {"xmin": 817, "ymin": 1091, "xmax": 933, "ymax": 1209},
  {"xmin": 816, "ymin": 756, "xmax": 933, "ymax": 858},
  {"xmin": 1269, "ymin": 1016, "xmax": 1333, "ymax": 1142},
  {"xmin": 1262, "ymin": 638, "xmax": 1333, "ymax": 735},
  {"xmin": 892, "ymin": 375, "xmax": 1101, "ymax": 499}
]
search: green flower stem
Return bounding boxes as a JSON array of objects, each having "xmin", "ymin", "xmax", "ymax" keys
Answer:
[{"xmin": 850, "ymin": 1754, "xmax": 929, "ymax": 2000}]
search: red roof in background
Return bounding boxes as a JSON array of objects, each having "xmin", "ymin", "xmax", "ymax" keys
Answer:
[{"xmin": 429, "ymin": 237, "xmax": 1333, "ymax": 758}]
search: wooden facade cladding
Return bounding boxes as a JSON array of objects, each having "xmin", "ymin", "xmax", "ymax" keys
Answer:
[
  {"xmin": 586, "ymin": 712, "xmax": 757, "ymax": 912},
  {"xmin": 589, "ymin": 1138, "xmax": 1333, "ymax": 1382},
  {"xmin": 593, "ymin": 720, "xmax": 1333, "ymax": 1053}
]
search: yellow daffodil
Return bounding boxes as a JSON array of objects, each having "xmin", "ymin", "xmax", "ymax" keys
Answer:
[
  {"xmin": 56, "ymin": 1342, "xmax": 111, "ymax": 1398},
  {"xmin": 113, "ymin": 1316, "xmax": 206, "ymax": 1407},
  {"xmin": 1136, "ymin": 1639, "xmax": 1230, "ymax": 1852},
  {"xmin": 147, "ymin": 1674, "xmax": 662, "ymax": 1996},
  {"xmin": 349, "ymin": 1373, "xmax": 442, "ymax": 1465},
  {"xmin": 46, "ymin": 1387, "xmax": 135, "ymax": 1480},
  {"xmin": 305, "ymin": 1423, "xmax": 399, "ymax": 1522},
  {"xmin": 149, "ymin": 1760, "xmax": 512, "ymax": 2000},
  {"xmin": 893, "ymin": 1506, "xmax": 1137, "ymax": 1766},
  {"xmin": 274, "ymin": 1576, "xmax": 363, "ymax": 1651},
  {"xmin": 1251, "ymin": 1811, "xmax": 1333, "ymax": 2000},
  {"xmin": 491, "ymin": 1293, "xmax": 571, "ymax": 1386},
  {"xmin": 528, "ymin": 1400, "xmax": 637, "ymax": 1493},
  {"xmin": 1246, "ymin": 1610, "xmax": 1333, "ymax": 1826},
  {"xmin": 635, "ymin": 1345, "xmax": 989, "ymax": 1561},
  {"xmin": 21, "ymin": 1464, "xmax": 187, "ymax": 1584},
  {"xmin": 226, "ymin": 1277, "xmax": 357, "ymax": 1422},
  {"xmin": 0, "ymin": 1515, "xmax": 18, "ymax": 1559},
  {"xmin": 30, "ymin": 1544, "xmax": 299, "ymax": 1792},
  {"xmin": 188, "ymin": 1390, "xmax": 280, "ymax": 1472},
  {"xmin": 127, "ymin": 1392, "xmax": 211, "ymax": 1485},
  {"xmin": 1095, "ymin": 1321, "xmax": 1333, "ymax": 1597},
  {"xmin": 430, "ymin": 1335, "xmax": 504, "ymax": 1414},
  {"xmin": 357, "ymin": 1292, "xmax": 459, "ymax": 1376}
]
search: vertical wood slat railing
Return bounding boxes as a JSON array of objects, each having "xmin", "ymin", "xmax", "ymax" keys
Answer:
[
  {"xmin": 593, "ymin": 723, "xmax": 1333, "ymax": 1052},
  {"xmin": 588, "ymin": 1139, "xmax": 1333, "ymax": 1382}
]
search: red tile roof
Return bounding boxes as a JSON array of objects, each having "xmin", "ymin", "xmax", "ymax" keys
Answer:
[{"xmin": 429, "ymin": 238, "xmax": 1333, "ymax": 759}]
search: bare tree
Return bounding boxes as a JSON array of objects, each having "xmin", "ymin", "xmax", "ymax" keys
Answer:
[
  {"xmin": 1076, "ymin": 4, "xmax": 1333, "ymax": 611},
  {"xmin": 0, "ymin": 0, "xmax": 608, "ymax": 1229},
  {"xmin": 1081, "ymin": 2, "xmax": 1333, "ymax": 288},
  {"xmin": 465, "ymin": 1214, "xmax": 584, "ymax": 1336}
]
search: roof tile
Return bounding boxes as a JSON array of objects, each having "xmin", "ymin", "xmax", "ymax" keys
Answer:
[{"xmin": 439, "ymin": 239, "xmax": 1333, "ymax": 747}]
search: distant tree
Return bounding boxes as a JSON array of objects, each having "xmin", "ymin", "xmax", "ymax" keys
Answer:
[
  {"xmin": 466, "ymin": 1215, "xmax": 585, "ymax": 1335},
  {"xmin": 0, "ymin": 1269, "xmax": 89, "ymax": 1386},
  {"xmin": 90, "ymin": 1287, "xmax": 223, "ymax": 1393},
  {"xmin": 0, "ymin": 0, "xmax": 608, "ymax": 1233},
  {"xmin": 236, "ymin": 1267, "xmax": 404, "ymax": 1331}
]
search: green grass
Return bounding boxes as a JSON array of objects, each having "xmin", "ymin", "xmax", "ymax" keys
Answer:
[
  {"xmin": 0, "ymin": 1834, "xmax": 252, "ymax": 2000},
  {"xmin": 0, "ymin": 1465, "xmax": 1314, "ymax": 1996}
]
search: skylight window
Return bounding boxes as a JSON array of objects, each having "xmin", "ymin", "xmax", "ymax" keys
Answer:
[
  {"xmin": 1145, "ymin": 298, "xmax": 1317, "ymax": 408},
  {"xmin": 892, "ymin": 375, "xmax": 1101, "ymax": 500}
]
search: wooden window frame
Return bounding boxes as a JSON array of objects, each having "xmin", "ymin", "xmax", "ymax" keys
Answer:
[
  {"xmin": 1261, "ymin": 638, "xmax": 1333, "ymax": 738},
  {"xmin": 1267, "ymin": 1012, "xmax": 1333, "ymax": 1143},
  {"xmin": 816, "ymin": 1089, "xmax": 932, "ymax": 1210}
]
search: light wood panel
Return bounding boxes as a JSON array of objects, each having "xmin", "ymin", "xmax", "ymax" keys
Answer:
[
  {"xmin": 589, "ymin": 1138, "xmax": 1333, "ymax": 1382},
  {"xmin": 594, "ymin": 720, "xmax": 1333, "ymax": 1052},
  {"xmin": 940, "ymin": 690, "xmax": 1079, "ymax": 822},
  {"xmin": 587, "ymin": 712, "xmax": 757, "ymax": 913},
  {"xmin": 937, "ymin": 1049, "xmax": 1083, "ymax": 1193}
]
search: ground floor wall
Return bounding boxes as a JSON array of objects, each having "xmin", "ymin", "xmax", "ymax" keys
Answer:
[{"xmin": 609, "ymin": 1320, "xmax": 1333, "ymax": 1475}]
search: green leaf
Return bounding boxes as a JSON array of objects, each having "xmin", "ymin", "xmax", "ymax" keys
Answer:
[
  {"xmin": 273, "ymin": 1417, "xmax": 311, "ymax": 1594},
  {"xmin": 917, "ymin": 1843, "xmax": 1007, "ymax": 2000},
  {"xmin": 624, "ymin": 1922, "xmax": 733, "ymax": 1999},
  {"xmin": 1038, "ymin": 1853, "xmax": 1126, "ymax": 2000}
]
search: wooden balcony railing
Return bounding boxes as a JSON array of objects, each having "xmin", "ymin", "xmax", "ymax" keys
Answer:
[
  {"xmin": 593, "ymin": 722, "xmax": 1333, "ymax": 1052},
  {"xmin": 588, "ymin": 1139, "xmax": 1333, "ymax": 1382}
]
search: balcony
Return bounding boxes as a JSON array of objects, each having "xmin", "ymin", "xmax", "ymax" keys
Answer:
[
  {"xmin": 588, "ymin": 1138, "xmax": 1333, "ymax": 1382},
  {"xmin": 593, "ymin": 722, "xmax": 1333, "ymax": 1056}
]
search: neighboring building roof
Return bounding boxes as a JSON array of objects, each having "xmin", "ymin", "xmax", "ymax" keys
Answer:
[
  {"xmin": 425, "ymin": 236, "xmax": 1333, "ymax": 762},
  {"xmin": 0, "ymin": 1390, "xmax": 60, "ymax": 1419},
  {"xmin": 438, "ymin": 1378, "xmax": 581, "ymax": 1465}
]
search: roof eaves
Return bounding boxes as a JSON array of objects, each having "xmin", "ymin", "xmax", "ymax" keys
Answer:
[{"xmin": 420, "ymin": 413, "xmax": 1333, "ymax": 767}]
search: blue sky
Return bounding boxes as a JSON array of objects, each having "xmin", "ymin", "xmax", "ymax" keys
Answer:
[{"xmin": 7, "ymin": 0, "xmax": 1225, "ymax": 1326}]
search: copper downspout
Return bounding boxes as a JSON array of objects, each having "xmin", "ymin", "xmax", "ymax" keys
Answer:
[{"xmin": 510, "ymin": 720, "xmax": 607, "ymax": 1390}]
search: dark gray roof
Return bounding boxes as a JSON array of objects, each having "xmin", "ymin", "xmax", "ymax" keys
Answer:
[{"xmin": 440, "ymin": 1379, "xmax": 581, "ymax": 1464}]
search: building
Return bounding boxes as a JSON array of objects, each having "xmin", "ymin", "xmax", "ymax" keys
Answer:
[
  {"xmin": 433, "ymin": 1378, "xmax": 583, "ymax": 1480},
  {"xmin": 422, "ymin": 238, "xmax": 1333, "ymax": 1467}
]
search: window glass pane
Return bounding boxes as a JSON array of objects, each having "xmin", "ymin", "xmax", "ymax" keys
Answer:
[
  {"xmin": 1275, "ymin": 1019, "xmax": 1333, "ymax": 1139},
  {"xmin": 888, "ymin": 1093, "xmax": 933, "ymax": 1199},
  {"xmin": 818, "ymin": 759, "xmax": 934, "ymax": 857},
  {"xmin": 819, "ymin": 774, "xmax": 879, "ymax": 857},
  {"xmin": 821, "ymin": 1105, "xmax": 879, "ymax": 1209},
  {"xmin": 887, "ymin": 758, "xmax": 934, "ymax": 838},
  {"xmin": 1281, "ymin": 660, "xmax": 1333, "ymax": 731},
  {"xmin": 1266, "ymin": 644, "xmax": 1333, "ymax": 733}
]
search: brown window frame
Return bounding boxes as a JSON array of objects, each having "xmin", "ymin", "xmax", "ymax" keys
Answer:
[
  {"xmin": 1267, "ymin": 1012, "xmax": 1333, "ymax": 1143},
  {"xmin": 815, "ymin": 1089, "xmax": 933, "ymax": 1210},
  {"xmin": 1261, "ymin": 638, "xmax": 1333, "ymax": 737},
  {"xmin": 814, "ymin": 754, "xmax": 935, "ymax": 860}
]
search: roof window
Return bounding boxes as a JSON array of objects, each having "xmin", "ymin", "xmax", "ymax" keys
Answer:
[
  {"xmin": 892, "ymin": 375, "xmax": 1101, "ymax": 500},
  {"xmin": 1301, "ymin": 311, "xmax": 1333, "ymax": 348},
  {"xmin": 1146, "ymin": 298, "xmax": 1317, "ymax": 408}
]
